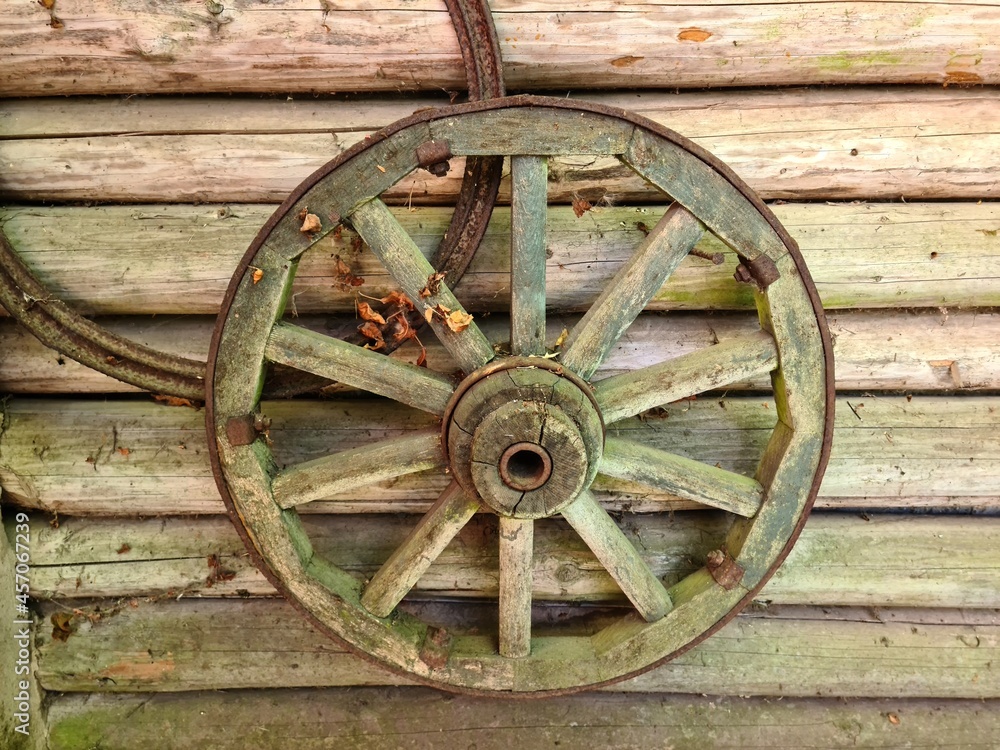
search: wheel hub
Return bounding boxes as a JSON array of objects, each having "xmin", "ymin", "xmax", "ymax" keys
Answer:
[{"xmin": 443, "ymin": 358, "xmax": 604, "ymax": 519}]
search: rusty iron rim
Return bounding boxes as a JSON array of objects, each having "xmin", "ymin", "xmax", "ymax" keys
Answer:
[
  {"xmin": 0, "ymin": 0, "xmax": 505, "ymax": 400},
  {"xmin": 206, "ymin": 94, "xmax": 836, "ymax": 697}
]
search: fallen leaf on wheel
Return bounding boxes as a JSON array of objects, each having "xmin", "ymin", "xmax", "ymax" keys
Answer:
[
  {"xmin": 299, "ymin": 213, "xmax": 322, "ymax": 234},
  {"xmin": 152, "ymin": 395, "xmax": 201, "ymax": 409},
  {"xmin": 358, "ymin": 302, "xmax": 386, "ymax": 325},
  {"xmin": 251, "ymin": 268, "xmax": 264, "ymax": 284},
  {"xmin": 380, "ymin": 291, "xmax": 415, "ymax": 311},
  {"xmin": 445, "ymin": 310, "xmax": 474, "ymax": 332},
  {"xmin": 333, "ymin": 255, "xmax": 365, "ymax": 291},
  {"xmin": 572, "ymin": 197, "xmax": 593, "ymax": 218},
  {"xmin": 358, "ymin": 321, "xmax": 385, "ymax": 350},
  {"xmin": 420, "ymin": 271, "xmax": 446, "ymax": 298},
  {"xmin": 388, "ymin": 315, "xmax": 416, "ymax": 343}
]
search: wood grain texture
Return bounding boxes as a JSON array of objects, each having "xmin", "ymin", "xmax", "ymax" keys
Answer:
[
  {"xmin": 2, "ymin": 395, "xmax": 997, "ymax": 516},
  {"xmin": 18, "ymin": 512, "xmax": 1000, "ymax": 609},
  {"xmin": 560, "ymin": 204, "xmax": 703, "ymax": 379},
  {"xmin": 42, "ymin": 690, "xmax": 1000, "ymax": 749},
  {"xmin": 359, "ymin": 482, "xmax": 480, "ymax": 618},
  {"xmin": 265, "ymin": 322, "xmax": 455, "ymax": 415},
  {"xmin": 561, "ymin": 491, "xmax": 673, "ymax": 621},
  {"xmin": 31, "ymin": 598, "xmax": 1000, "ymax": 697},
  {"xmin": 509, "ymin": 156, "xmax": 548, "ymax": 357},
  {"xmin": 1, "ymin": 201, "xmax": 997, "ymax": 317},
  {"xmin": 2, "ymin": 308, "xmax": 996, "ymax": 395},
  {"xmin": 1, "ymin": 89, "xmax": 997, "ymax": 203},
  {"xmin": 2, "ymin": 2, "xmax": 997, "ymax": 96},
  {"xmin": 498, "ymin": 516, "xmax": 534, "ymax": 658},
  {"xmin": 272, "ymin": 430, "xmax": 444, "ymax": 510}
]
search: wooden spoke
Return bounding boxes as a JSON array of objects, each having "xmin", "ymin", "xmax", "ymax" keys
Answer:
[
  {"xmin": 271, "ymin": 430, "xmax": 445, "ymax": 510},
  {"xmin": 510, "ymin": 155, "xmax": 548, "ymax": 357},
  {"xmin": 498, "ymin": 516, "xmax": 534, "ymax": 658},
  {"xmin": 349, "ymin": 198, "xmax": 495, "ymax": 373},
  {"xmin": 560, "ymin": 491, "xmax": 673, "ymax": 622},
  {"xmin": 601, "ymin": 437, "xmax": 765, "ymax": 518},
  {"xmin": 360, "ymin": 482, "xmax": 481, "ymax": 618},
  {"xmin": 594, "ymin": 330, "xmax": 779, "ymax": 424},
  {"xmin": 559, "ymin": 204, "xmax": 704, "ymax": 380},
  {"xmin": 266, "ymin": 321, "xmax": 454, "ymax": 415}
]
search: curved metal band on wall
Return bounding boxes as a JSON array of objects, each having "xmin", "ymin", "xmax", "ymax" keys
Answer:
[{"xmin": 0, "ymin": 0, "xmax": 507, "ymax": 400}]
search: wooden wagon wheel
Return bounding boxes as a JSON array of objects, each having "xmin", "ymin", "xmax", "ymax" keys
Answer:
[{"xmin": 207, "ymin": 95, "xmax": 834, "ymax": 695}]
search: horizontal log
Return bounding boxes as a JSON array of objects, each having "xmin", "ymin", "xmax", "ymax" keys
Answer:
[
  {"xmin": 20, "ymin": 512, "xmax": 1000, "ymax": 608},
  {"xmin": 2, "ymin": 308, "xmax": 998, "ymax": 395},
  {"xmin": 1, "ymin": 202, "xmax": 998, "ymax": 317},
  {"xmin": 2, "ymin": 1, "xmax": 997, "ymax": 96},
  {"xmin": 0, "ymin": 396, "xmax": 1000, "ymax": 516},
  {"xmin": 43, "ymin": 690, "xmax": 1000, "ymax": 750},
  {"xmin": 33, "ymin": 599, "xmax": 1000, "ymax": 697},
  {"xmin": 1, "ymin": 89, "xmax": 998, "ymax": 202},
  {"xmin": 1, "ymin": 396, "xmax": 997, "ymax": 516}
]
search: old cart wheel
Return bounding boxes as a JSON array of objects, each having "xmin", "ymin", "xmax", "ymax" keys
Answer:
[{"xmin": 207, "ymin": 95, "xmax": 834, "ymax": 695}]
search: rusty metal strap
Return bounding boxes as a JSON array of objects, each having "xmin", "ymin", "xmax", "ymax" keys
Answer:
[
  {"xmin": 263, "ymin": 0, "xmax": 507, "ymax": 398},
  {"xmin": 0, "ymin": 0, "xmax": 507, "ymax": 400},
  {"xmin": 0, "ymin": 231, "xmax": 207, "ymax": 400}
]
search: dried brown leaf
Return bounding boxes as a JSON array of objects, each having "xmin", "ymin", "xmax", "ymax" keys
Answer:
[
  {"xmin": 424, "ymin": 307, "xmax": 434, "ymax": 324},
  {"xmin": 51, "ymin": 612, "xmax": 75, "ymax": 642},
  {"xmin": 117, "ymin": 543, "xmax": 131, "ymax": 554},
  {"xmin": 416, "ymin": 347, "xmax": 427, "ymax": 367},
  {"xmin": 445, "ymin": 309, "xmax": 474, "ymax": 333},
  {"xmin": 380, "ymin": 291, "xmax": 415, "ymax": 311},
  {"xmin": 300, "ymin": 213, "xmax": 322, "ymax": 234},
  {"xmin": 358, "ymin": 302, "xmax": 386, "ymax": 325},
  {"xmin": 152, "ymin": 395, "xmax": 201, "ymax": 409},
  {"xmin": 333, "ymin": 255, "xmax": 365, "ymax": 291},
  {"xmin": 572, "ymin": 197, "xmax": 593, "ymax": 218},
  {"xmin": 251, "ymin": 268, "xmax": 264, "ymax": 285},
  {"xmin": 358, "ymin": 321, "xmax": 385, "ymax": 351},
  {"xmin": 419, "ymin": 271, "xmax": 446, "ymax": 298},
  {"xmin": 554, "ymin": 327, "xmax": 569, "ymax": 348},
  {"xmin": 388, "ymin": 315, "xmax": 416, "ymax": 343}
]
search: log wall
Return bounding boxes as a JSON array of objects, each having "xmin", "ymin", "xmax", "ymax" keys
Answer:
[{"xmin": 1, "ymin": 1, "xmax": 998, "ymax": 747}]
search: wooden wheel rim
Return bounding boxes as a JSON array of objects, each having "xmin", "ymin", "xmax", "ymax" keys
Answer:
[{"xmin": 207, "ymin": 95, "xmax": 834, "ymax": 695}]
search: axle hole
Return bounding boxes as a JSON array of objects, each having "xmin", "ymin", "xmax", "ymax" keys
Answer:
[{"xmin": 499, "ymin": 442, "xmax": 553, "ymax": 492}]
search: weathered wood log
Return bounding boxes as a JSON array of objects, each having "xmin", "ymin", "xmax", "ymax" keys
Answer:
[
  {"xmin": 32, "ymin": 598, "xmax": 1000, "ymax": 696},
  {"xmin": 1, "ymin": 396, "xmax": 997, "ymax": 516},
  {"xmin": 2, "ymin": 1, "xmax": 997, "ymax": 96},
  {"xmin": 1, "ymin": 89, "xmax": 998, "ymax": 202},
  {"xmin": 1, "ymin": 201, "xmax": 998, "ymax": 317},
  {"xmin": 3, "ymin": 309, "xmax": 998, "ymax": 395},
  {"xmin": 42, "ymin": 689, "xmax": 1000, "ymax": 750},
  {"xmin": 20, "ymin": 512, "xmax": 1000, "ymax": 608}
]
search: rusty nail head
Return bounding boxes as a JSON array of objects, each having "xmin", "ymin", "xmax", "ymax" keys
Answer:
[
  {"xmin": 226, "ymin": 413, "xmax": 271, "ymax": 446},
  {"xmin": 417, "ymin": 140, "xmax": 453, "ymax": 177},
  {"xmin": 747, "ymin": 254, "xmax": 780, "ymax": 287},
  {"xmin": 733, "ymin": 263, "xmax": 754, "ymax": 285},
  {"xmin": 733, "ymin": 254, "xmax": 780, "ymax": 288},
  {"xmin": 419, "ymin": 626, "xmax": 453, "ymax": 670},
  {"xmin": 706, "ymin": 549, "xmax": 745, "ymax": 590}
]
